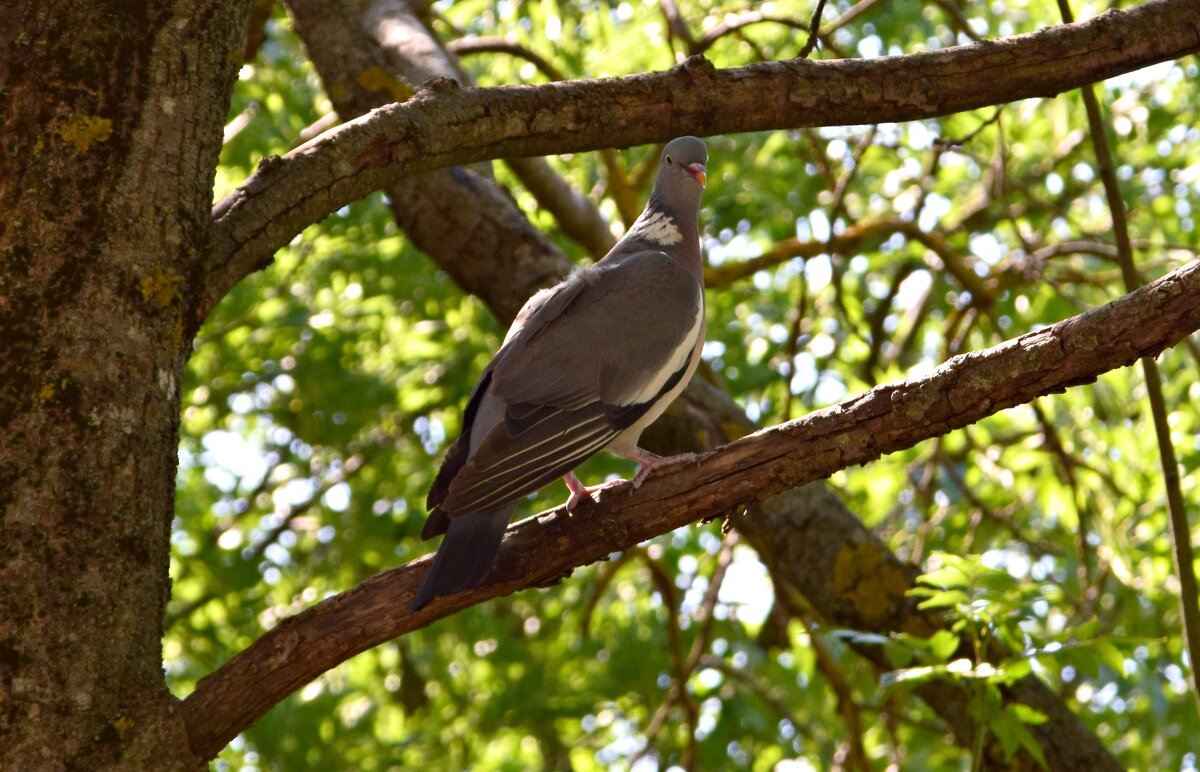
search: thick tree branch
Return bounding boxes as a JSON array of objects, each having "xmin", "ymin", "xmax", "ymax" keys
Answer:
[
  {"xmin": 202, "ymin": 0, "xmax": 1200, "ymax": 313},
  {"xmin": 182, "ymin": 257, "xmax": 1200, "ymax": 759}
]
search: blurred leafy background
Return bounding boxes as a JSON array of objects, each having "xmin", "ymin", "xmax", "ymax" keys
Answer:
[{"xmin": 171, "ymin": 0, "xmax": 1199, "ymax": 768}]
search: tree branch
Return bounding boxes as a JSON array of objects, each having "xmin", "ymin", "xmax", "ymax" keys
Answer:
[
  {"xmin": 182, "ymin": 256, "xmax": 1200, "ymax": 759},
  {"xmin": 202, "ymin": 0, "xmax": 1200, "ymax": 314},
  {"xmin": 446, "ymin": 36, "xmax": 567, "ymax": 82},
  {"xmin": 504, "ymin": 156, "xmax": 617, "ymax": 258}
]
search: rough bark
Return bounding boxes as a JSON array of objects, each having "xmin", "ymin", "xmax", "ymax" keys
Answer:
[
  {"xmin": 205, "ymin": 0, "xmax": 1200, "ymax": 307},
  {"xmin": 181, "ymin": 255, "xmax": 1200, "ymax": 759},
  {"xmin": 0, "ymin": 0, "xmax": 248, "ymax": 767}
]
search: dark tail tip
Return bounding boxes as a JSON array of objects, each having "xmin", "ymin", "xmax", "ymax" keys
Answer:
[{"xmin": 410, "ymin": 506, "xmax": 514, "ymax": 611}]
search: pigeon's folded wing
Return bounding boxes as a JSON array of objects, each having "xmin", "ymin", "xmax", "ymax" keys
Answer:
[{"xmin": 437, "ymin": 250, "xmax": 703, "ymax": 516}]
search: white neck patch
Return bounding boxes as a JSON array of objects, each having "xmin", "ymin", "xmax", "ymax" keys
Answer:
[{"xmin": 629, "ymin": 210, "xmax": 683, "ymax": 246}]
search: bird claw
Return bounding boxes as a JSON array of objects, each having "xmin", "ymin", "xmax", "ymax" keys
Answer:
[
  {"xmin": 565, "ymin": 449, "xmax": 702, "ymax": 508},
  {"xmin": 631, "ymin": 451, "xmax": 702, "ymax": 489},
  {"xmin": 564, "ymin": 472, "xmax": 627, "ymax": 511}
]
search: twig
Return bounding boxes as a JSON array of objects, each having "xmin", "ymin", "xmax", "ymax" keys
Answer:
[
  {"xmin": 826, "ymin": 0, "xmax": 888, "ymax": 33},
  {"xmin": 796, "ymin": 0, "xmax": 829, "ymax": 59},
  {"xmin": 695, "ymin": 11, "xmax": 811, "ymax": 55},
  {"xmin": 446, "ymin": 36, "xmax": 566, "ymax": 82},
  {"xmin": 791, "ymin": 610, "xmax": 870, "ymax": 771},
  {"xmin": 658, "ymin": 0, "xmax": 697, "ymax": 59}
]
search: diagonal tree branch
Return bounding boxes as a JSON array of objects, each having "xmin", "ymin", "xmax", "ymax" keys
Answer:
[
  {"xmin": 182, "ymin": 256, "xmax": 1200, "ymax": 759},
  {"xmin": 201, "ymin": 0, "xmax": 1200, "ymax": 314}
]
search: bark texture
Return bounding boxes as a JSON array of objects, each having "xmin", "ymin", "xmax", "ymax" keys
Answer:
[{"xmin": 0, "ymin": 0, "xmax": 248, "ymax": 766}]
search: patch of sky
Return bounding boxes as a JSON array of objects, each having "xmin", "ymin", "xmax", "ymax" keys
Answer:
[
  {"xmin": 918, "ymin": 193, "xmax": 952, "ymax": 232},
  {"xmin": 1106, "ymin": 60, "xmax": 1177, "ymax": 92},
  {"xmin": 275, "ymin": 477, "xmax": 318, "ymax": 509},
  {"xmin": 201, "ymin": 430, "xmax": 270, "ymax": 492},
  {"xmin": 969, "ymin": 232, "xmax": 1005, "ymax": 265},
  {"xmin": 857, "ymin": 34, "xmax": 883, "ymax": 59},
  {"xmin": 706, "ymin": 232, "xmax": 760, "ymax": 267},
  {"xmin": 895, "ymin": 269, "xmax": 931, "ymax": 309},
  {"xmin": 814, "ymin": 372, "xmax": 846, "ymax": 404},
  {"xmin": 907, "ymin": 122, "xmax": 933, "ymax": 151},
  {"xmin": 323, "ymin": 482, "xmax": 351, "ymax": 512},
  {"xmin": 718, "ymin": 548, "xmax": 771, "ymax": 626}
]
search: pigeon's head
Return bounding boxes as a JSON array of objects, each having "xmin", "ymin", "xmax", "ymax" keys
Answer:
[{"xmin": 659, "ymin": 136, "xmax": 708, "ymax": 191}]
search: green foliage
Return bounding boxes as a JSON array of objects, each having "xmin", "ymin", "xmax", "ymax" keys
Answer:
[{"xmin": 171, "ymin": 1, "xmax": 1200, "ymax": 769}]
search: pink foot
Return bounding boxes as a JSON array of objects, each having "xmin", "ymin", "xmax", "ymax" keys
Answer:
[
  {"xmin": 623, "ymin": 448, "xmax": 702, "ymax": 489},
  {"xmin": 564, "ymin": 471, "xmax": 627, "ymax": 511}
]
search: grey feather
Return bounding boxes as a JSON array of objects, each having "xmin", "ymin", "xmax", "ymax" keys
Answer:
[{"xmin": 413, "ymin": 136, "xmax": 709, "ymax": 610}]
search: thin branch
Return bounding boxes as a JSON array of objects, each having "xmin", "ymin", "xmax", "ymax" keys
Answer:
[
  {"xmin": 826, "ymin": 0, "xmax": 888, "ymax": 33},
  {"xmin": 792, "ymin": 611, "xmax": 869, "ymax": 771},
  {"xmin": 446, "ymin": 36, "xmax": 566, "ymax": 82},
  {"xmin": 202, "ymin": 0, "xmax": 1200, "ymax": 316},
  {"xmin": 704, "ymin": 216, "xmax": 994, "ymax": 304},
  {"xmin": 658, "ymin": 0, "xmax": 697, "ymax": 59},
  {"xmin": 1057, "ymin": 0, "xmax": 1200, "ymax": 715},
  {"xmin": 930, "ymin": 0, "xmax": 983, "ymax": 43},
  {"xmin": 599, "ymin": 148, "xmax": 644, "ymax": 227},
  {"xmin": 287, "ymin": 0, "xmax": 574, "ymax": 324},
  {"xmin": 796, "ymin": 0, "xmax": 829, "ymax": 59},
  {"xmin": 696, "ymin": 655, "xmax": 812, "ymax": 739},
  {"xmin": 442, "ymin": 32, "xmax": 616, "ymax": 256},
  {"xmin": 182, "ymin": 256, "xmax": 1200, "ymax": 759},
  {"xmin": 505, "ymin": 156, "xmax": 616, "ymax": 258},
  {"xmin": 693, "ymin": 11, "xmax": 811, "ymax": 55}
]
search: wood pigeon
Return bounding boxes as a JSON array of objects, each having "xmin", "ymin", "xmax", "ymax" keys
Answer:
[{"xmin": 413, "ymin": 136, "xmax": 709, "ymax": 610}]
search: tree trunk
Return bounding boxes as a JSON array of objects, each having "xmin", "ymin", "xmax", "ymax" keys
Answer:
[{"xmin": 0, "ymin": 1, "xmax": 246, "ymax": 766}]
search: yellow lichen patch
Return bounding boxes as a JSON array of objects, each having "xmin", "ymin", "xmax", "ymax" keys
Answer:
[
  {"xmin": 833, "ymin": 540, "xmax": 910, "ymax": 624},
  {"xmin": 139, "ymin": 271, "xmax": 182, "ymax": 308},
  {"xmin": 356, "ymin": 67, "xmax": 412, "ymax": 103},
  {"xmin": 112, "ymin": 715, "xmax": 135, "ymax": 740},
  {"xmin": 57, "ymin": 115, "xmax": 113, "ymax": 154},
  {"xmin": 37, "ymin": 377, "xmax": 70, "ymax": 405}
]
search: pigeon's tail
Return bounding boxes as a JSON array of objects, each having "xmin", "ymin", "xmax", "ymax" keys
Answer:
[{"xmin": 411, "ymin": 503, "xmax": 516, "ymax": 611}]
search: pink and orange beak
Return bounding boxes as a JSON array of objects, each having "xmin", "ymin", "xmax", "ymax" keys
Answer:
[{"xmin": 685, "ymin": 162, "xmax": 707, "ymax": 188}]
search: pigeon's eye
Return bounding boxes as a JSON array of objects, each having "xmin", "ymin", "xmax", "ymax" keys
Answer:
[{"xmin": 666, "ymin": 154, "xmax": 673, "ymax": 165}]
